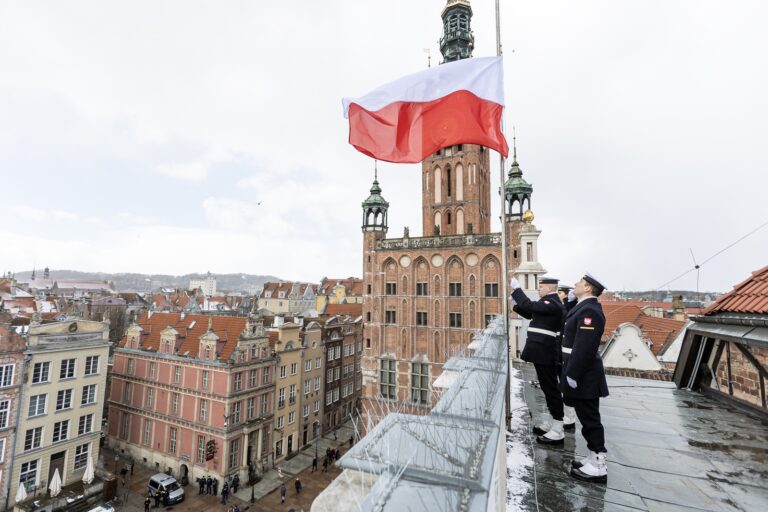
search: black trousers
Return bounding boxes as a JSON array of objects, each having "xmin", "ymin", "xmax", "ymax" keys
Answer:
[
  {"xmin": 565, "ymin": 396, "xmax": 606, "ymax": 453},
  {"xmin": 534, "ymin": 363, "xmax": 563, "ymax": 421}
]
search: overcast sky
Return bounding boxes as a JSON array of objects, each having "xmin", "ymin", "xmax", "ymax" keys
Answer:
[{"xmin": 1, "ymin": 0, "xmax": 766, "ymax": 293}]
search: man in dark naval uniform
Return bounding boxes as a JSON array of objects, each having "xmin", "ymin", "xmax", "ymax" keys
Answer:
[
  {"xmin": 511, "ymin": 275, "xmax": 572, "ymax": 445},
  {"xmin": 561, "ymin": 273, "xmax": 609, "ymax": 483}
]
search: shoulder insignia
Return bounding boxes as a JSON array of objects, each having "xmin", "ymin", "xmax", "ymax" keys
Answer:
[
  {"xmin": 583, "ymin": 317, "xmax": 592, "ymax": 326},
  {"xmin": 580, "ymin": 326, "xmax": 595, "ymax": 330},
  {"xmin": 544, "ymin": 300, "xmax": 550, "ymax": 304}
]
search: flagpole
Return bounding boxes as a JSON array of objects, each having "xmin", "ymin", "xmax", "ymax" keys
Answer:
[{"xmin": 496, "ymin": 0, "xmax": 512, "ymax": 430}]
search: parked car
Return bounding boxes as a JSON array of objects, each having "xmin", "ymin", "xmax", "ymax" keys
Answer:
[
  {"xmin": 147, "ymin": 473, "xmax": 184, "ymax": 504},
  {"xmin": 86, "ymin": 504, "xmax": 115, "ymax": 512}
]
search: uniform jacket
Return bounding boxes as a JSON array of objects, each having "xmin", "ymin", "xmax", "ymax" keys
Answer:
[
  {"xmin": 560, "ymin": 297, "xmax": 609, "ymax": 399},
  {"xmin": 512, "ymin": 289, "xmax": 565, "ymax": 365}
]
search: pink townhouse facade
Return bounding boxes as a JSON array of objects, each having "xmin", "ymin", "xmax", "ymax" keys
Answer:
[{"xmin": 107, "ymin": 311, "xmax": 275, "ymax": 485}]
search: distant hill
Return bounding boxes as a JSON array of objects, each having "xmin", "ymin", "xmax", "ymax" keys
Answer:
[{"xmin": 13, "ymin": 270, "xmax": 283, "ymax": 294}]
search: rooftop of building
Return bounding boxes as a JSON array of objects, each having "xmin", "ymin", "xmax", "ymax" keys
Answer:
[
  {"xmin": 511, "ymin": 363, "xmax": 768, "ymax": 511},
  {"xmin": 313, "ymin": 319, "xmax": 768, "ymax": 511},
  {"xmin": 703, "ymin": 264, "xmax": 768, "ymax": 315}
]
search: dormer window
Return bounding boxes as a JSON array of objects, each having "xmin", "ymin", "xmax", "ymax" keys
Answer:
[
  {"xmin": 278, "ymin": 291, "xmax": 285, "ymax": 299},
  {"xmin": 265, "ymin": 291, "xmax": 272, "ymax": 298}
]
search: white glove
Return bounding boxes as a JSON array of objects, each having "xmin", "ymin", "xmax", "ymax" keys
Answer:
[
  {"xmin": 568, "ymin": 290, "xmax": 576, "ymax": 302},
  {"xmin": 510, "ymin": 277, "xmax": 521, "ymax": 290},
  {"xmin": 567, "ymin": 376, "xmax": 577, "ymax": 389}
]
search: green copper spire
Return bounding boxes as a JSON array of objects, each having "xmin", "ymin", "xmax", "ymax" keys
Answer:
[
  {"xmin": 504, "ymin": 130, "xmax": 533, "ymax": 219},
  {"xmin": 362, "ymin": 162, "xmax": 389, "ymax": 232}
]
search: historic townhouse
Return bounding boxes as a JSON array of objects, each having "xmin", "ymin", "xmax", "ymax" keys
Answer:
[
  {"xmin": 322, "ymin": 315, "xmax": 363, "ymax": 432},
  {"xmin": 269, "ymin": 320, "xmax": 323, "ymax": 461},
  {"xmin": 259, "ymin": 282, "xmax": 317, "ymax": 315},
  {"xmin": 108, "ymin": 310, "xmax": 275, "ymax": 483},
  {"xmin": 9, "ymin": 319, "xmax": 109, "ymax": 508},
  {"xmin": 0, "ymin": 323, "xmax": 25, "ymax": 507}
]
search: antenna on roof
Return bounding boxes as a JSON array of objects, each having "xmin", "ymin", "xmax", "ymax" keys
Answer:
[
  {"xmin": 689, "ymin": 248, "xmax": 701, "ymax": 296},
  {"xmin": 374, "ymin": 160, "xmax": 378, "ymax": 181}
]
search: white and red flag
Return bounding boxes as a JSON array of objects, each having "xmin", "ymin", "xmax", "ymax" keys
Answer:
[{"xmin": 342, "ymin": 56, "xmax": 508, "ymax": 164}]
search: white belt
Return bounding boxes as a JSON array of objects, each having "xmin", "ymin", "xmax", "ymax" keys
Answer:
[
  {"xmin": 528, "ymin": 327, "xmax": 559, "ymax": 338},
  {"xmin": 562, "ymin": 347, "xmax": 572, "ymax": 354}
]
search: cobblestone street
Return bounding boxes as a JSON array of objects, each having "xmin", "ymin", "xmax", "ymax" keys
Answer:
[{"xmin": 99, "ymin": 424, "xmax": 356, "ymax": 512}]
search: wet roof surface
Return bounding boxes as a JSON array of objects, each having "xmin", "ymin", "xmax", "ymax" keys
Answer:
[{"xmin": 513, "ymin": 363, "xmax": 768, "ymax": 511}]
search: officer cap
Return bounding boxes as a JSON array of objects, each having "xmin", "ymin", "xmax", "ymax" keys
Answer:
[
  {"xmin": 583, "ymin": 272, "xmax": 606, "ymax": 293},
  {"xmin": 539, "ymin": 277, "xmax": 559, "ymax": 285},
  {"xmin": 557, "ymin": 284, "xmax": 573, "ymax": 292}
]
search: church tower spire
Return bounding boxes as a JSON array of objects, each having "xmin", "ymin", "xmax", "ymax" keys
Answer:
[{"xmin": 440, "ymin": 0, "xmax": 474, "ymax": 63}]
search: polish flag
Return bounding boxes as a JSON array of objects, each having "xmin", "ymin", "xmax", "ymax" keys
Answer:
[{"xmin": 342, "ymin": 56, "xmax": 508, "ymax": 164}]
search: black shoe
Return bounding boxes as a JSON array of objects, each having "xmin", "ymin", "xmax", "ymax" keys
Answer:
[
  {"xmin": 563, "ymin": 422, "xmax": 576, "ymax": 432},
  {"xmin": 532, "ymin": 425, "xmax": 548, "ymax": 436},
  {"xmin": 570, "ymin": 467, "xmax": 607, "ymax": 484},
  {"xmin": 570, "ymin": 459, "xmax": 584, "ymax": 469},
  {"xmin": 536, "ymin": 434, "xmax": 564, "ymax": 446}
]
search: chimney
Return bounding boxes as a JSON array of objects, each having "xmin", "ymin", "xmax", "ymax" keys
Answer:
[{"xmin": 672, "ymin": 295, "xmax": 685, "ymax": 321}]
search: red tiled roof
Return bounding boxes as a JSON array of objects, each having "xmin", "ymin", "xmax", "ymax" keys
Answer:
[
  {"xmin": 600, "ymin": 303, "xmax": 644, "ymax": 341},
  {"xmin": 634, "ymin": 316, "xmax": 686, "ymax": 355},
  {"xmin": 324, "ymin": 303, "xmax": 363, "ymax": 317},
  {"xmin": 120, "ymin": 312, "xmax": 247, "ymax": 360},
  {"xmin": 704, "ymin": 265, "xmax": 768, "ymax": 315},
  {"xmin": 318, "ymin": 278, "xmax": 363, "ymax": 296}
]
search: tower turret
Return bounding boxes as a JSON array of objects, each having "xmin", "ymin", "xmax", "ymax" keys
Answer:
[
  {"xmin": 503, "ymin": 139, "xmax": 533, "ymax": 221},
  {"xmin": 361, "ymin": 171, "xmax": 389, "ymax": 233},
  {"xmin": 440, "ymin": 0, "xmax": 474, "ymax": 63}
]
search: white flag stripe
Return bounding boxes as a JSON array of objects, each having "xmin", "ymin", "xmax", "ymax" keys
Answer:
[{"xmin": 342, "ymin": 56, "xmax": 504, "ymax": 118}]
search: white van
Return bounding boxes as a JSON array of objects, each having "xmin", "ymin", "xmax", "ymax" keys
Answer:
[{"xmin": 147, "ymin": 473, "xmax": 184, "ymax": 504}]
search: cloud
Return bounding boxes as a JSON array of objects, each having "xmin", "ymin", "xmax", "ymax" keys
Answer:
[{"xmin": 156, "ymin": 160, "xmax": 209, "ymax": 183}]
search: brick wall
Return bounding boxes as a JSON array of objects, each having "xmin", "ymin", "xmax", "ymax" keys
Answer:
[
  {"xmin": 715, "ymin": 342, "xmax": 768, "ymax": 408},
  {"xmin": 605, "ymin": 367, "xmax": 673, "ymax": 381}
]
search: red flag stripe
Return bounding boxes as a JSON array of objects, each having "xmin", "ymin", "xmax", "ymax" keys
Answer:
[{"xmin": 347, "ymin": 90, "xmax": 508, "ymax": 164}]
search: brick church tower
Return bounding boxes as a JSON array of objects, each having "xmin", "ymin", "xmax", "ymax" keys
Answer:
[{"xmin": 359, "ymin": 0, "xmax": 546, "ymax": 423}]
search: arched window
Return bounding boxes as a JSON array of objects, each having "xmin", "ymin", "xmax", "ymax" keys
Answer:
[
  {"xmin": 434, "ymin": 167, "xmax": 442, "ymax": 203},
  {"xmin": 446, "ymin": 166, "xmax": 452, "ymax": 197},
  {"xmin": 456, "ymin": 210, "xmax": 464, "ymax": 234},
  {"xmin": 456, "ymin": 164, "xmax": 463, "ymax": 200},
  {"xmin": 434, "ymin": 211, "xmax": 442, "ymax": 233}
]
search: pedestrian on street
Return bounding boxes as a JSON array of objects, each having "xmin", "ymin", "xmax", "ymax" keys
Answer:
[
  {"xmin": 322, "ymin": 458, "xmax": 328, "ymax": 473},
  {"xmin": 280, "ymin": 483, "xmax": 286, "ymax": 503},
  {"xmin": 221, "ymin": 481, "xmax": 229, "ymax": 504},
  {"xmin": 206, "ymin": 475, "xmax": 212, "ymax": 495},
  {"xmin": 232, "ymin": 474, "xmax": 240, "ymax": 493},
  {"xmin": 312, "ymin": 456, "xmax": 317, "ymax": 472},
  {"xmin": 198, "ymin": 477, "xmax": 204, "ymax": 494},
  {"xmin": 335, "ymin": 449, "xmax": 340, "ymax": 461},
  {"xmin": 511, "ymin": 275, "xmax": 573, "ymax": 445},
  {"xmin": 212, "ymin": 477, "xmax": 219, "ymax": 496},
  {"xmin": 333, "ymin": 427, "xmax": 337, "ymax": 441},
  {"xmin": 153, "ymin": 489, "xmax": 161, "ymax": 508},
  {"xmin": 349, "ymin": 435, "xmax": 354, "ymax": 447},
  {"xmin": 144, "ymin": 495, "xmax": 151, "ymax": 512},
  {"xmin": 233, "ymin": 505, "xmax": 240, "ymax": 512},
  {"xmin": 295, "ymin": 477, "xmax": 302, "ymax": 494},
  {"xmin": 561, "ymin": 273, "xmax": 609, "ymax": 484}
]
